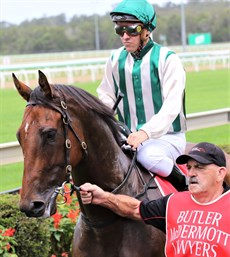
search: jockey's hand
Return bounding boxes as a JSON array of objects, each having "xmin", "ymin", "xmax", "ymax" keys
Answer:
[
  {"xmin": 127, "ymin": 130, "xmax": 148, "ymax": 149},
  {"xmin": 80, "ymin": 183, "xmax": 105, "ymax": 205}
]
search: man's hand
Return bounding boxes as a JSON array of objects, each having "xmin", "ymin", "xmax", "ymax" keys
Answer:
[
  {"xmin": 127, "ymin": 130, "xmax": 148, "ymax": 149},
  {"xmin": 80, "ymin": 183, "xmax": 141, "ymax": 220},
  {"xmin": 80, "ymin": 183, "xmax": 106, "ymax": 205}
]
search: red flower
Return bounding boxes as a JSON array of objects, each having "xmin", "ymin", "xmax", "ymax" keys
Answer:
[
  {"xmin": 52, "ymin": 211, "xmax": 62, "ymax": 229},
  {"xmin": 6, "ymin": 243, "xmax": 11, "ymax": 251},
  {"xmin": 67, "ymin": 209, "xmax": 80, "ymax": 223},
  {"xmin": 61, "ymin": 252, "xmax": 68, "ymax": 257},
  {"xmin": 3, "ymin": 228, "xmax": 15, "ymax": 237}
]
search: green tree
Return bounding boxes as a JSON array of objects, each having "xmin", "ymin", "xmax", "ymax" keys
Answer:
[{"xmin": 0, "ymin": 1, "xmax": 229, "ymax": 54}]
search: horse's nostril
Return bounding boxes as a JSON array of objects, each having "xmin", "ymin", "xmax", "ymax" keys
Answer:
[
  {"xmin": 30, "ymin": 201, "xmax": 46, "ymax": 217},
  {"xmin": 21, "ymin": 200, "xmax": 46, "ymax": 217},
  {"xmin": 33, "ymin": 201, "xmax": 46, "ymax": 212}
]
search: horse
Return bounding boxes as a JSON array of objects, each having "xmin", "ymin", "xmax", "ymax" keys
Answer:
[{"xmin": 13, "ymin": 70, "xmax": 166, "ymax": 257}]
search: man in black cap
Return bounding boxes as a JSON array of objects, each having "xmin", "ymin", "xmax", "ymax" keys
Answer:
[{"xmin": 80, "ymin": 142, "xmax": 230, "ymax": 257}]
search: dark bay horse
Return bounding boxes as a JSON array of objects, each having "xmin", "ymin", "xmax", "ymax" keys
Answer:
[{"xmin": 13, "ymin": 70, "xmax": 166, "ymax": 257}]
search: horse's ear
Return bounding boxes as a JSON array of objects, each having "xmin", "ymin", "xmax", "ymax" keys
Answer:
[
  {"xmin": 38, "ymin": 70, "xmax": 54, "ymax": 99},
  {"xmin": 12, "ymin": 73, "xmax": 32, "ymax": 101}
]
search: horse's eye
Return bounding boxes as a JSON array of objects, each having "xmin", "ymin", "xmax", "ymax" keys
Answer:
[
  {"xmin": 47, "ymin": 130, "xmax": 56, "ymax": 139},
  {"xmin": 41, "ymin": 128, "xmax": 57, "ymax": 143}
]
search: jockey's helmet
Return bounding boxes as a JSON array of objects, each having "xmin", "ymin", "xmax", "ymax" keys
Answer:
[{"xmin": 110, "ymin": 0, "xmax": 156, "ymax": 32}]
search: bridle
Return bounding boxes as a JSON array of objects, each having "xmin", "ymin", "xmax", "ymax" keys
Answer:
[
  {"xmin": 26, "ymin": 90, "xmax": 156, "ymax": 227},
  {"xmin": 26, "ymin": 95, "xmax": 88, "ymax": 183},
  {"xmin": 59, "ymin": 99, "xmax": 88, "ymax": 181}
]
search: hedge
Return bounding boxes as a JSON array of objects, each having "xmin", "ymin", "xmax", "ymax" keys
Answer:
[{"xmin": 0, "ymin": 190, "xmax": 80, "ymax": 257}]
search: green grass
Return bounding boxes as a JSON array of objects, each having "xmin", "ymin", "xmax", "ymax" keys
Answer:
[
  {"xmin": 0, "ymin": 69, "xmax": 229, "ymax": 191},
  {"xmin": 0, "ymin": 163, "xmax": 23, "ymax": 192},
  {"xmin": 185, "ymin": 69, "xmax": 230, "ymax": 113},
  {"xmin": 184, "ymin": 69, "xmax": 230, "ymax": 144},
  {"xmin": 0, "ymin": 69, "xmax": 229, "ymax": 143},
  {"xmin": 0, "ymin": 81, "xmax": 99, "ymax": 143},
  {"xmin": 186, "ymin": 124, "xmax": 230, "ymax": 145}
]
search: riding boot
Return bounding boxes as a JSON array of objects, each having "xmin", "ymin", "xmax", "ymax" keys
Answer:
[{"xmin": 165, "ymin": 165, "xmax": 187, "ymax": 192}]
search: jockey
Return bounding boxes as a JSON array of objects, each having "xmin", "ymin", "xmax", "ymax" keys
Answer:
[{"xmin": 97, "ymin": 0, "xmax": 187, "ymax": 191}]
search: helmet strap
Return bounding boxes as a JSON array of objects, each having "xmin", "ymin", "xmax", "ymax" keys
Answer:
[
  {"xmin": 148, "ymin": 12, "xmax": 156, "ymax": 30},
  {"xmin": 132, "ymin": 41, "xmax": 144, "ymax": 60}
]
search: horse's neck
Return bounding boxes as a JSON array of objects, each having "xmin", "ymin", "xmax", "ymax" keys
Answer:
[
  {"xmin": 70, "ymin": 110, "xmax": 145, "ymax": 220},
  {"xmin": 74, "ymin": 111, "xmax": 128, "ymax": 181},
  {"xmin": 75, "ymin": 142, "xmax": 131, "ymax": 189},
  {"xmin": 73, "ymin": 140, "xmax": 133, "ymax": 224}
]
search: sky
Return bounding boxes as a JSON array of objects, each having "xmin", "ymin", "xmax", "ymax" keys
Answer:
[{"xmin": 1, "ymin": 0, "xmax": 183, "ymax": 25}]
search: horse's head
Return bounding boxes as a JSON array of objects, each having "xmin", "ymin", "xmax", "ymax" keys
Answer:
[{"xmin": 13, "ymin": 71, "xmax": 85, "ymax": 218}]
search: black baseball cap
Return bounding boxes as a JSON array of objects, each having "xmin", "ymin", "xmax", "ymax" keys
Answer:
[{"xmin": 176, "ymin": 142, "xmax": 226, "ymax": 167}]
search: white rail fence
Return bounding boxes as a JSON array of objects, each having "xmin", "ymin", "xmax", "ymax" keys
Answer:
[
  {"xmin": 0, "ymin": 108, "xmax": 229, "ymax": 166},
  {"xmin": 0, "ymin": 50, "xmax": 229, "ymax": 89}
]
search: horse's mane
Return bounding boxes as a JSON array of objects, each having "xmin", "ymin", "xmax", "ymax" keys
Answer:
[{"xmin": 30, "ymin": 84, "xmax": 122, "ymax": 145}]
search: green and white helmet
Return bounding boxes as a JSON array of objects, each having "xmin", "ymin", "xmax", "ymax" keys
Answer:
[{"xmin": 110, "ymin": 0, "xmax": 156, "ymax": 32}]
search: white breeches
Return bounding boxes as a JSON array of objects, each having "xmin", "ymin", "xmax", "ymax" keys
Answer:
[{"xmin": 137, "ymin": 133, "xmax": 186, "ymax": 177}]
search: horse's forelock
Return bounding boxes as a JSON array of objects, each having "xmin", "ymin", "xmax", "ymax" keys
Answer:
[{"xmin": 29, "ymin": 85, "xmax": 61, "ymax": 106}]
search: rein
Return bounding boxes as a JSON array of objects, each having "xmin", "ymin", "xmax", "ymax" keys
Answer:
[
  {"xmin": 78, "ymin": 150, "xmax": 153, "ymax": 229},
  {"xmin": 112, "ymin": 150, "xmax": 157, "ymax": 199}
]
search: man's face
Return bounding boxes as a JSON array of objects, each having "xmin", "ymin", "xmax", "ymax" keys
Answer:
[
  {"xmin": 186, "ymin": 160, "xmax": 222, "ymax": 199},
  {"xmin": 115, "ymin": 22, "xmax": 144, "ymax": 53}
]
